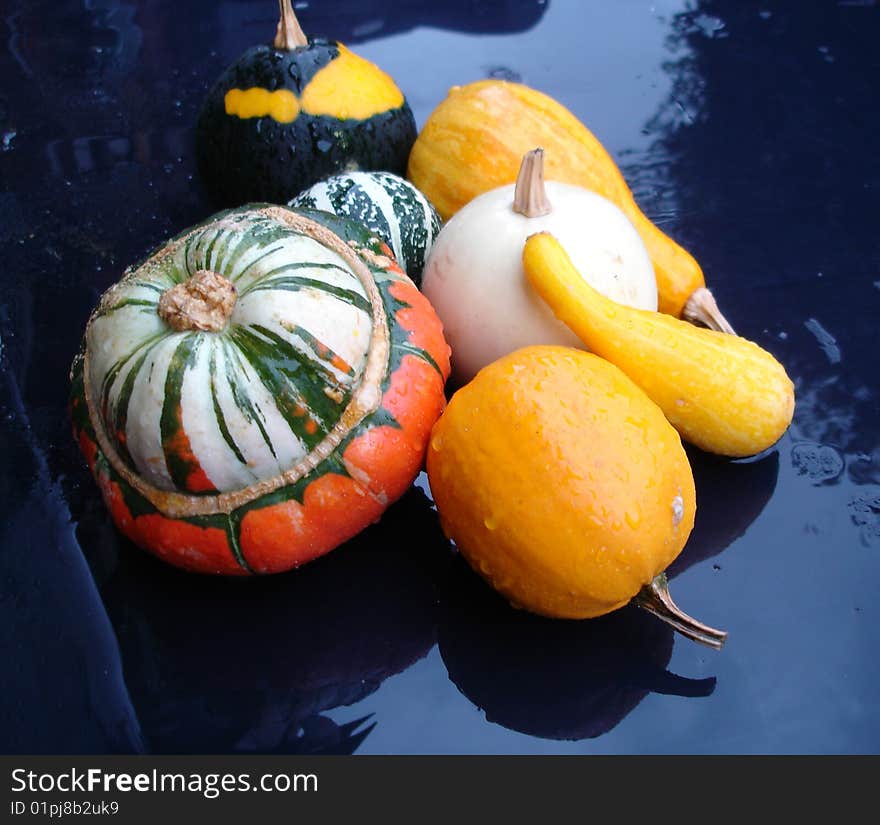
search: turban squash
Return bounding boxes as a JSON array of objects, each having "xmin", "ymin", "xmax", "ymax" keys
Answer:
[{"xmin": 69, "ymin": 205, "xmax": 450, "ymax": 575}]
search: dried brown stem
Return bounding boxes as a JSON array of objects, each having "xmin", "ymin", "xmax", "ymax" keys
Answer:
[
  {"xmin": 682, "ymin": 287, "xmax": 736, "ymax": 335},
  {"xmin": 158, "ymin": 270, "xmax": 237, "ymax": 332},
  {"xmin": 274, "ymin": 0, "xmax": 308, "ymax": 50},
  {"xmin": 635, "ymin": 573, "xmax": 727, "ymax": 650},
  {"xmin": 513, "ymin": 148, "xmax": 553, "ymax": 218}
]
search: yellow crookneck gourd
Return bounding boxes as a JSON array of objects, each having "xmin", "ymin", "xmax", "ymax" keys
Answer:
[
  {"xmin": 407, "ymin": 79, "xmax": 733, "ymax": 332},
  {"xmin": 522, "ymin": 232, "xmax": 795, "ymax": 458}
]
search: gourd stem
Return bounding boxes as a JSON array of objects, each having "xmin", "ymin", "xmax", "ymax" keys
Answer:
[
  {"xmin": 513, "ymin": 148, "xmax": 552, "ymax": 218},
  {"xmin": 635, "ymin": 573, "xmax": 727, "ymax": 650},
  {"xmin": 274, "ymin": 0, "xmax": 308, "ymax": 50},
  {"xmin": 158, "ymin": 270, "xmax": 237, "ymax": 333},
  {"xmin": 682, "ymin": 287, "xmax": 736, "ymax": 335}
]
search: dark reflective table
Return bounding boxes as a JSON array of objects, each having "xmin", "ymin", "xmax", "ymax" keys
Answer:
[{"xmin": 1, "ymin": 0, "xmax": 878, "ymax": 754}]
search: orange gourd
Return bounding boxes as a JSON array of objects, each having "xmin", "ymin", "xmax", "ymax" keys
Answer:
[
  {"xmin": 407, "ymin": 79, "xmax": 733, "ymax": 333},
  {"xmin": 426, "ymin": 345, "xmax": 726, "ymax": 648}
]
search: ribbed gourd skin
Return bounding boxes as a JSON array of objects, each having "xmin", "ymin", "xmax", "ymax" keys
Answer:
[{"xmin": 70, "ymin": 206, "xmax": 450, "ymax": 576}]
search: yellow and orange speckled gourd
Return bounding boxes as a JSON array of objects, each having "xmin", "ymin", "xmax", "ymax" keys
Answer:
[
  {"xmin": 407, "ymin": 79, "xmax": 734, "ymax": 333},
  {"xmin": 522, "ymin": 232, "xmax": 795, "ymax": 458}
]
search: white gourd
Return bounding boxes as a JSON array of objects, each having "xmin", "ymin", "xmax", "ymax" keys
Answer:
[{"xmin": 421, "ymin": 149, "xmax": 658, "ymax": 384}]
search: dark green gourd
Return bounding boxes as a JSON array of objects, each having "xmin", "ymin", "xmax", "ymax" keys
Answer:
[{"xmin": 290, "ymin": 171, "xmax": 442, "ymax": 287}]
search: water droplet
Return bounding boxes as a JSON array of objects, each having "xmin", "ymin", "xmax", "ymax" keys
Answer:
[
  {"xmin": 1, "ymin": 130, "xmax": 16, "ymax": 151},
  {"xmin": 316, "ymin": 139, "xmax": 333, "ymax": 153},
  {"xmin": 485, "ymin": 65, "xmax": 522, "ymax": 83},
  {"xmin": 672, "ymin": 494, "xmax": 684, "ymax": 526},
  {"xmin": 484, "ymin": 515, "xmax": 498, "ymax": 531}
]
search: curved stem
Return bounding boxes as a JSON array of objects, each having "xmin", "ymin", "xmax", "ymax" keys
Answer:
[
  {"xmin": 274, "ymin": 0, "xmax": 308, "ymax": 50},
  {"xmin": 682, "ymin": 286, "xmax": 736, "ymax": 335},
  {"xmin": 634, "ymin": 573, "xmax": 727, "ymax": 650},
  {"xmin": 513, "ymin": 148, "xmax": 552, "ymax": 218}
]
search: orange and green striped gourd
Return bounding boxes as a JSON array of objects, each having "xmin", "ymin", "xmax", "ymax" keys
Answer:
[{"xmin": 69, "ymin": 205, "xmax": 450, "ymax": 575}]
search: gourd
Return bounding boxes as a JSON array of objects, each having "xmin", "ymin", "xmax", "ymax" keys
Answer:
[
  {"xmin": 196, "ymin": 1, "xmax": 417, "ymax": 207},
  {"xmin": 523, "ymin": 231, "xmax": 795, "ymax": 458},
  {"xmin": 421, "ymin": 148, "xmax": 657, "ymax": 385},
  {"xmin": 69, "ymin": 205, "xmax": 450, "ymax": 575},
  {"xmin": 426, "ymin": 345, "xmax": 727, "ymax": 648},
  {"xmin": 408, "ymin": 79, "xmax": 734, "ymax": 333},
  {"xmin": 289, "ymin": 170, "xmax": 441, "ymax": 286}
]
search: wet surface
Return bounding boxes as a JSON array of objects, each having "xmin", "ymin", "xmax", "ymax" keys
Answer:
[{"xmin": 1, "ymin": 0, "xmax": 878, "ymax": 754}]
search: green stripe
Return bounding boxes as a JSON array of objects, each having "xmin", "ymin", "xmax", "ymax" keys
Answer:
[
  {"xmin": 229, "ymin": 324, "xmax": 346, "ymax": 449},
  {"xmin": 159, "ymin": 334, "xmax": 210, "ymax": 492},
  {"xmin": 99, "ymin": 332, "xmax": 167, "ymax": 417},
  {"xmin": 110, "ymin": 346, "xmax": 155, "ymax": 469},
  {"xmin": 202, "ymin": 226, "xmax": 224, "ymax": 273},
  {"xmin": 290, "ymin": 324, "xmax": 357, "ymax": 377},
  {"xmin": 240, "ymin": 260, "xmax": 351, "ymax": 291},
  {"xmin": 223, "ymin": 219, "xmax": 291, "ymax": 280},
  {"xmin": 246, "ymin": 276, "xmax": 370, "ymax": 313},
  {"xmin": 209, "ymin": 345, "xmax": 248, "ymax": 466},
  {"xmin": 231, "ymin": 243, "xmax": 284, "ymax": 285},
  {"xmin": 250, "ymin": 323, "xmax": 352, "ymax": 390},
  {"xmin": 182, "ymin": 233, "xmax": 197, "ymax": 280},
  {"xmin": 223, "ymin": 341, "xmax": 278, "ymax": 460},
  {"xmin": 192, "ymin": 226, "xmax": 216, "ymax": 274},
  {"xmin": 225, "ymin": 513, "xmax": 255, "ymax": 574},
  {"xmin": 131, "ymin": 280, "xmax": 165, "ymax": 294},
  {"xmin": 396, "ymin": 342, "xmax": 444, "ymax": 378},
  {"xmin": 245, "ymin": 273, "xmax": 370, "ymax": 314},
  {"xmin": 100, "ymin": 298, "xmax": 158, "ymax": 316}
]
